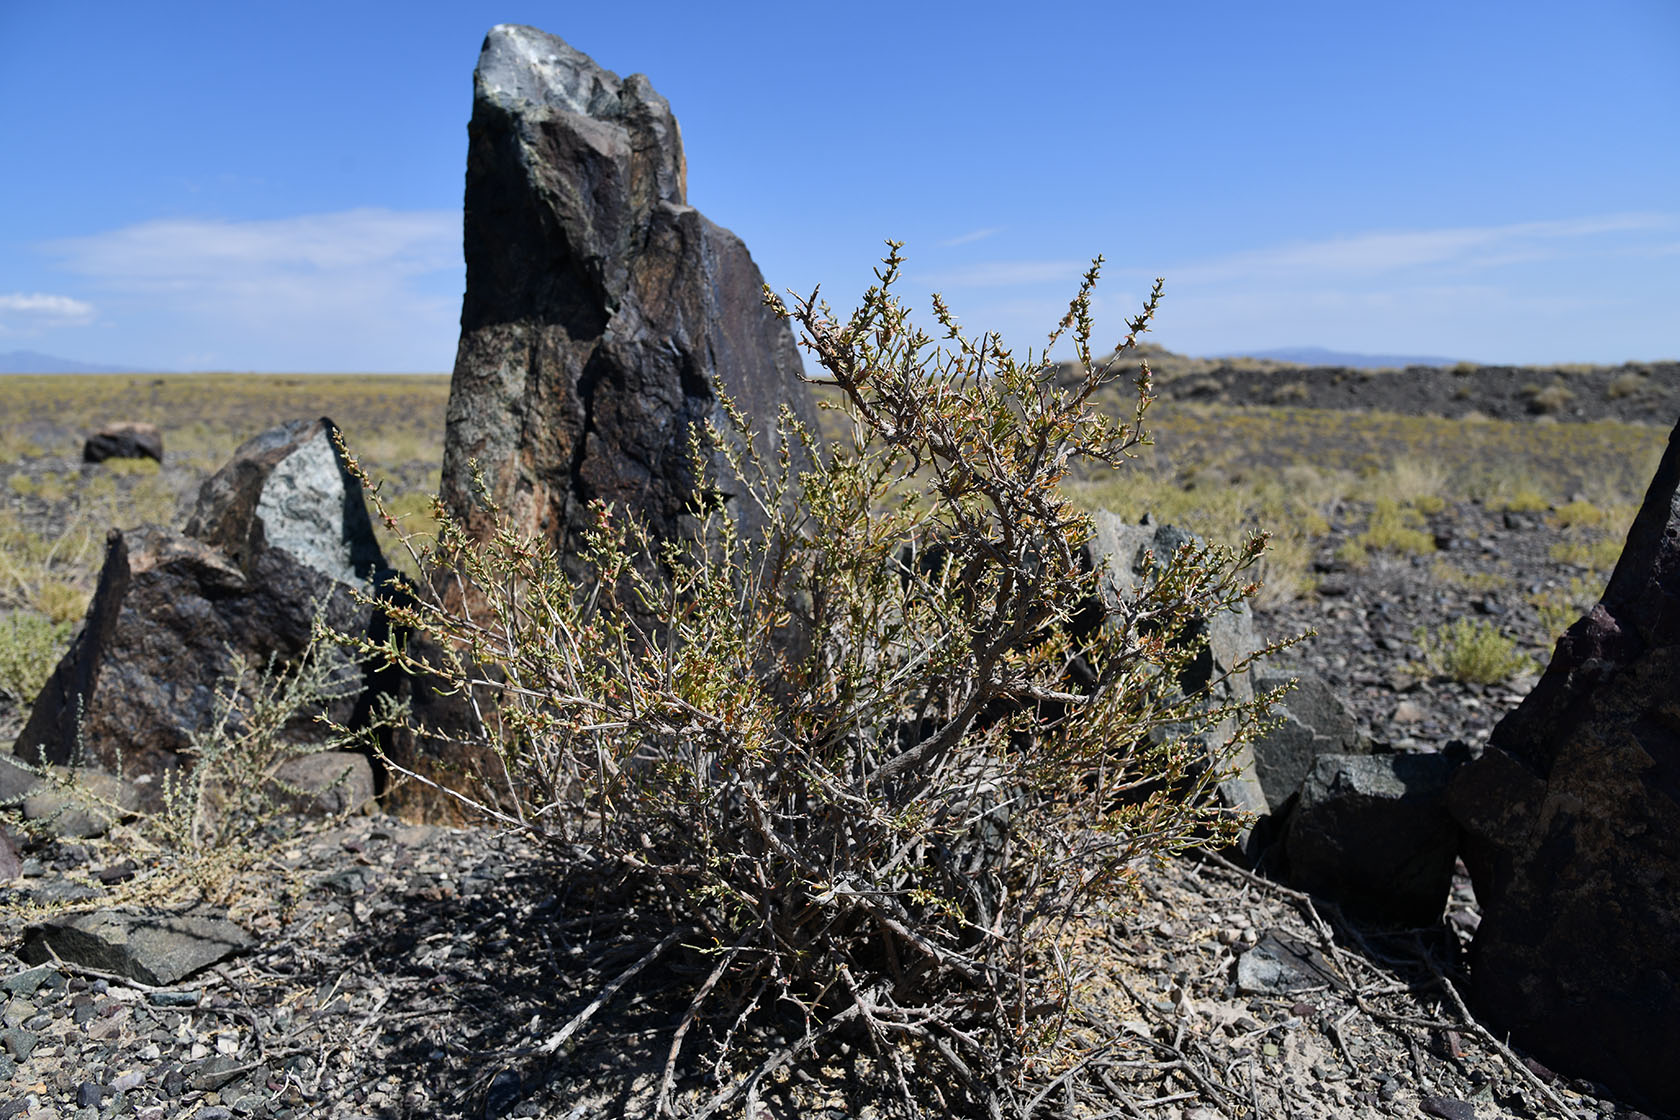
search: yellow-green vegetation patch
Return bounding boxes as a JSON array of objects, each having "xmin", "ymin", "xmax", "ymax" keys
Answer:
[
  {"xmin": 1128, "ymin": 402, "xmax": 1664, "ymax": 511},
  {"xmin": 1520, "ymin": 381, "xmax": 1575, "ymax": 415},
  {"xmin": 0, "ymin": 610, "xmax": 73, "ymax": 704},
  {"xmin": 1416, "ymin": 617, "xmax": 1536, "ymax": 685},
  {"xmin": 1607, "ymin": 370, "xmax": 1649, "ymax": 400},
  {"xmin": 1549, "ymin": 499, "xmax": 1607, "ymax": 530},
  {"xmin": 1530, "ymin": 576, "xmax": 1604, "ymax": 645},
  {"xmin": 1550, "ymin": 535, "xmax": 1625, "ymax": 574},
  {"xmin": 1499, "ymin": 489, "xmax": 1551, "ymax": 514},
  {"xmin": 1429, "ymin": 557, "xmax": 1511, "ymax": 594},
  {"xmin": 1066, "ymin": 461, "xmax": 1335, "ymax": 605},
  {"xmin": 0, "ymin": 372, "xmax": 450, "ymax": 481},
  {"xmin": 1355, "ymin": 498, "xmax": 1435, "ymax": 557}
]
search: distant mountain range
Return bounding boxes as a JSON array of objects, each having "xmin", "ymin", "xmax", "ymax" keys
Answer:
[
  {"xmin": 0, "ymin": 350, "xmax": 163, "ymax": 374},
  {"xmin": 1216, "ymin": 346, "xmax": 1462, "ymax": 369}
]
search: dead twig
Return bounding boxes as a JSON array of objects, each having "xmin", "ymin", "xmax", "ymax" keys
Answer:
[
  {"xmin": 1419, "ymin": 945, "xmax": 1578, "ymax": 1118},
  {"xmin": 540, "ymin": 925, "xmax": 688, "ymax": 1056}
]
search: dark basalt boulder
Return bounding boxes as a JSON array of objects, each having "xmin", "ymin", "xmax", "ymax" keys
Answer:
[
  {"xmin": 11, "ymin": 419, "xmax": 384, "ymax": 810},
  {"xmin": 440, "ymin": 24, "xmax": 817, "ymax": 567},
  {"xmin": 1250, "ymin": 668, "xmax": 1370, "ymax": 813},
  {"xmin": 83, "ymin": 422, "xmax": 162, "ymax": 464},
  {"xmin": 1448, "ymin": 417, "xmax": 1680, "ymax": 1113},
  {"xmin": 1284, "ymin": 748, "xmax": 1464, "ymax": 927}
]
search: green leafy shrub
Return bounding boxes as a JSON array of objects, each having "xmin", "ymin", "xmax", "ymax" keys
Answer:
[
  {"xmin": 1417, "ymin": 618, "xmax": 1535, "ymax": 685},
  {"xmin": 357, "ymin": 246, "xmax": 1282, "ymax": 1115}
]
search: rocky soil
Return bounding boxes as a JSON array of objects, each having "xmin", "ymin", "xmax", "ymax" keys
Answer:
[
  {"xmin": 0, "ymin": 484, "xmax": 1662, "ymax": 1119},
  {"xmin": 2, "ymin": 363, "xmax": 1673, "ymax": 1118},
  {"xmin": 1157, "ymin": 360, "xmax": 1679, "ymax": 426}
]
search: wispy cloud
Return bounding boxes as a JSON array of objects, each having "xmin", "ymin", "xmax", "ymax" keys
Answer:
[
  {"xmin": 938, "ymin": 226, "xmax": 1003, "ymax": 248},
  {"xmin": 0, "ymin": 292, "xmax": 96, "ymax": 326},
  {"xmin": 919, "ymin": 259, "xmax": 1087, "ymax": 288},
  {"xmin": 46, "ymin": 209, "xmax": 461, "ymax": 369},
  {"xmin": 1176, "ymin": 212, "xmax": 1676, "ymax": 283}
]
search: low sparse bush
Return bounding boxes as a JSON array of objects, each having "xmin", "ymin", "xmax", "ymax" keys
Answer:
[
  {"xmin": 1606, "ymin": 370, "xmax": 1649, "ymax": 400},
  {"xmin": 1521, "ymin": 381, "xmax": 1575, "ymax": 416},
  {"xmin": 1354, "ymin": 498, "xmax": 1436, "ymax": 556},
  {"xmin": 0, "ymin": 611, "xmax": 73, "ymax": 705},
  {"xmin": 356, "ymin": 246, "xmax": 1283, "ymax": 1115},
  {"xmin": 1530, "ymin": 576, "xmax": 1602, "ymax": 643},
  {"xmin": 1550, "ymin": 534, "xmax": 1624, "ymax": 574},
  {"xmin": 1551, "ymin": 499, "xmax": 1607, "ymax": 530},
  {"xmin": 1417, "ymin": 617, "xmax": 1535, "ymax": 685},
  {"xmin": 1499, "ymin": 489, "xmax": 1551, "ymax": 514},
  {"xmin": 6, "ymin": 615, "xmax": 367, "ymax": 923}
]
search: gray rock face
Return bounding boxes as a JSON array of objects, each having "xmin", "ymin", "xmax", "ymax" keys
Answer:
[
  {"xmin": 12, "ymin": 419, "xmax": 383, "ymax": 810},
  {"xmin": 1285, "ymin": 750, "xmax": 1463, "ymax": 927},
  {"xmin": 441, "ymin": 24, "xmax": 816, "ymax": 566},
  {"xmin": 1235, "ymin": 930, "xmax": 1342, "ymax": 995},
  {"xmin": 267, "ymin": 751, "xmax": 375, "ymax": 817},
  {"xmin": 186, "ymin": 417, "xmax": 384, "ymax": 586},
  {"xmin": 1449, "ymin": 417, "xmax": 1680, "ymax": 1114},
  {"xmin": 21, "ymin": 910, "xmax": 253, "ymax": 986},
  {"xmin": 1085, "ymin": 512, "xmax": 1267, "ymax": 824},
  {"xmin": 83, "ymin": 422, "xmax": 162, "ymax": 464},
  {"xmin": 0, "ymin": 824, "xmax": 18, "ymax": 881},
  {"xmin": 1250, "ymin": 669, "xmax": 1369, "ymax": 812},
  {"xmin": 19, "ymin": 766, "xmax": 139, "ymax": 838}
]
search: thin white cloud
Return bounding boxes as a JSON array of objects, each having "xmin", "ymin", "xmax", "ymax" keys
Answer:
[
  {"xmin": 938, "ymin": 226, "xmax": 1003, "ymax": 248},
  {"xmin": 51, "ymin": 209, "xmax": 457, "ymax": 289},
  {"xmin": 44, "ymin": 209, "xmax": 461, "ymax": 370},
  {"xmin": 0, "ymin": 292, "xmax": 96, "ymax": 324},
  {"xmin": 919, "ymin": 259, "xmax": 1088, "ymax": 288},
  {"xmin": 1176, "ymin": 212, "xmax": 1676, "ymax": 283}
]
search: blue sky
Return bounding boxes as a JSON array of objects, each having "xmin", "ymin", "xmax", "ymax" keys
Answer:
[{"xmin": 1, "ymin": 1, "xmax": 1676, "ymax": 371}]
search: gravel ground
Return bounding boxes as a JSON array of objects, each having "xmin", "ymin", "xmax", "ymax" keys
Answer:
[{"xmin": 1, "ymin": 369, "xmax": 1670, "ymax": 1118}]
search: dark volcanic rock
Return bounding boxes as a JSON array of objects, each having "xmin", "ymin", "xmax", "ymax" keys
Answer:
[
  {"xmin": 21, "ymin": 910, "xmax": 253, "ymax": 986},
  {"xmin": 1449, "ymin": 418, "xmax": 1680, "ymax": 1114},
  {"xmin": 82, "ymin": 422, "xmax": 162, "ymax": 464},
  {"xmin": 441, "ymin": 24, "xmax": 817, "ymax": 567},
  {"xmin": 12, "ymin": 419, "xmax": 383, "ymax": 808},
  {"xmin": 1285, "ymin": 749, "xmax": 1463, "ymax": 926},
  {"xmin": 1250, "ymin": 668, "xmax": 1370, "ymax": 811}
]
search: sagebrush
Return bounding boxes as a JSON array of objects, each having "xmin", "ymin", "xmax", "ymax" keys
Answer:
[{"xmin": 351, "ymin": 245, "xmax": 1284, "ymax": 1117}]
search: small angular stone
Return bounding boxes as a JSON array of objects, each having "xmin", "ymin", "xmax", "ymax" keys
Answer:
[{"xmin": 21, "ymin": 910, "xmax": 253, "ymax": 986}]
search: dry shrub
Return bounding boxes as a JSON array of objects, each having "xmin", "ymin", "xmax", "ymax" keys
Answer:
[{"xmin": 355, "ymin": 246, "xmax": 1282, "ymax": 1116}]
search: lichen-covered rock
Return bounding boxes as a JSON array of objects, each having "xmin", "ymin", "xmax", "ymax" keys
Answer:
[
  {"xmin": 441, "ymin": 24, "xmax": 816, "ymax": 567},
  {"xmin": 11, "ymin": 419, "xmax": 384, "ymax": 809},
  {"xmin": 1085, "ymin": 512, "xmax": 1267, "ymax": 826},
  {"xmin": 1449, "ymin": 417, "xmax": 1680, "ymax": 1113}
]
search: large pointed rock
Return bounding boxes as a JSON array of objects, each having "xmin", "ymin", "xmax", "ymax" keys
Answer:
[
  {"xmin": 11, "ymin": 419, "xmax": 384, "ymax": 808},
  {"xmin": 441, "ymin": 24, "xmax": 816, "ymax": 564},
  {"xmin": 1448, "ymin": 418, "xmax": 1680, "ymax": 1113}
]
